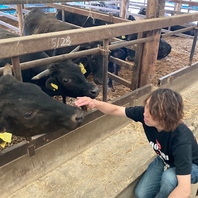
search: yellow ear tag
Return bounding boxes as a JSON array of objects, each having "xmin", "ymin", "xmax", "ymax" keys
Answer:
[
  {"xmin": 0, "ymin": 132, "xmax": 12, "ymax": 148},
  {"xmin": 79, "ymin": 62, "xmax": 87, "ymax": 74},
  {"xmin": 122, "ymin": 35, "xmax": 126, "ymax": 39},
  {"xmin": 50, "ymin": 83, "xmax": 58, "ymax": 91}
]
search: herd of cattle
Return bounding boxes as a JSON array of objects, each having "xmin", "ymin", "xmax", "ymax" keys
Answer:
[{"xmin": 1, "ymin": 7, "xmax": 192, "ymax": 139}]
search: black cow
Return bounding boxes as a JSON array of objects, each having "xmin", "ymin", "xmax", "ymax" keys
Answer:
[
  {"xmin": 138, "ymin": 7, "xmax": 146, "ymax": 16},
  {"xmin": 23, "ymin": 8, "xmax": 78, "ymax": 57},
  {"xmin": 33, "ymin": 60, "xmax": 100, "ymax": 103},
  {"xmin": 55, "ymin": 9, "xmax": 107, "ymax": 28},
  {"xmin": 0, "ymin": 65, "xmax": 83, "ymax": 137},
  {"xmin": 0, "ymin": 27, "xmax": 100, "ymax": 103},
  {"xmin": 91, "ymin": 1, "xmax": 120, "ymax": 16},
  {"xmin": 23, "ymin": 8, "xmax": 104, "ymax": 86}
]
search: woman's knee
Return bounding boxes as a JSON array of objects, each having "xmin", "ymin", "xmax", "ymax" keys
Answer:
[
  {"xmin": 161, "ymin": 168, "xmax": 178, "ymax": 188},
  {"xmin": 191, "ymin": 164, "xmax": 198, "ymax": 183},
  {"xmin": 134, "ymin": 187, "xmax": 147, "ymax": 198}
]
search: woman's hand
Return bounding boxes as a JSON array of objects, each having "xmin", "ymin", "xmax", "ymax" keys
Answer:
[{"xmin": 75, "ymin": 97, "xmax": 96, "ymax": 109}]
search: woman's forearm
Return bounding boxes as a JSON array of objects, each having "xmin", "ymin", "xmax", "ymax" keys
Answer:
[{"xmin": 75, "ymin": 97, "xmax": 126, "ymax": 116}]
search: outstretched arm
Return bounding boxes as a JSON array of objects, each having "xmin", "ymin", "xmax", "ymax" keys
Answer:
[{"xmin": 75, "ymin": 96, "xmax": 126, "ymax": 116}]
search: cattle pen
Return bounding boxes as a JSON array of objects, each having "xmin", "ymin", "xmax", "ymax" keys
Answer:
[{"xmin": 0, "ymin": 0, "xmax": 198, "ymax": 197}]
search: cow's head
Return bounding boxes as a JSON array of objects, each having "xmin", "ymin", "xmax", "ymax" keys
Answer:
[{"xmin": 45, "ymin": 60, "xmax": 100, "ymax": 98}]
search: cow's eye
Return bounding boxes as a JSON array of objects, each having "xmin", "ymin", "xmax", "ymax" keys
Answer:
[
  {"xmin": 91, "ymin": 56, "xmax": 95, "ymax": 62},
  {"xmin": 63, "ymin": 78, "xmax": 69, "ymax": 83},
  {"xmin": 24, "ymin": 111, "xmax": 33, "ymax": 118}
]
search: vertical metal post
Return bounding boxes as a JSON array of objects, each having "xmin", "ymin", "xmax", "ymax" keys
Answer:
[
  {"xmin": 174, "ymin": 2, "xmax": 181, "ymax": 14},
  {"xmin": 61, "ymin": 3, "xmax": 65, "ymax": 22},
  {"xmin": 62, "ymin": 10, "xmax": 65, "ymax": 22},
  {"xmin": 102, "ymin": 39, "xmax": 109, "ymax": 102},
  {"xmin": 16, "ymin": 4, "xmax": 24, "ymax": 36},
  {"xmin": 11, "ymin": 56, "xmax": 23, "ymax": 82},
  {"xmin": 189, "ymin": 27, "xmax": 198, "ymax": 66}
]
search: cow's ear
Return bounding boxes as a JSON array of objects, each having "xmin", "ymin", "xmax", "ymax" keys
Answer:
[
  {"xmin": 45, "ymin": 77, "xmax": 59, "ymax": 91},
  {"xmin": 49, "ymin": 63, "xmax": 59, "ymax": 72},
  {"xmin": 78, "ymin": 57, "xmax": 89, "ymax": 65},
  {"xmin": 73, "ymin": 56, "xmax": 88, "ymax": 65}
]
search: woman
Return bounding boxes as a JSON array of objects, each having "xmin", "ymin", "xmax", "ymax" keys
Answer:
[{"xmin": 75, "ymin": 88, "xmax": 198, "ymax": 198}]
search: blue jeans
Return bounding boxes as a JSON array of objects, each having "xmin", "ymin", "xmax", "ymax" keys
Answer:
[{"xmin": 134, "ymin": 156, "xmax": 198, "ymax": 198}]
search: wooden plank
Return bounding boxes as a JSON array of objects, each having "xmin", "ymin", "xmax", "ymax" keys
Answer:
[
  {"xmin": 138, "ymin": 0, "xmax": 166, "ymax": 87},
  {"xmin": 0, "ymin": 12, "xmax": 198, "ymax": 59},
  {"xmin": 120, "ymin": 0, "xmax": 129, "ymax": 18}
]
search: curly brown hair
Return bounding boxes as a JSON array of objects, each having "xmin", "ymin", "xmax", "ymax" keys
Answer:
[{"xmin": 144, "ymin": 88, "xmax": 184, "ymax": 131}]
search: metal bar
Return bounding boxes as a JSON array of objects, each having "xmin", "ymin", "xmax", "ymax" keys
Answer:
[
  {"xmin": 161, "ymin": 26, "xmax": 195, "ymax": 38},
  {"xmin": 161, "ymin": 29, "xmax": 194, "ymax": 39},
  {"xmin": 109, "ymin": 37, "xmax": 153, "ymax": 51},
  {"xmin": 47, "ymin": 3, "xmax": 129, "ymax": 23},
  {"xmin": 131, "ymin": 32, "xmax": 144, "ymax": 90},
  {"xmin": 102, "ymin": 39, "xmax": 109, "ymax": 102},
  {"xmin": 0, "ymin": 11, "xmax": 18, "ymax": 21},
  {"xmin": 0, "ymin": 20, "xmax": 19, "ymax": 33},
  {"xmin": 158, "ymin": 62, "xmax": 198, "ymax": 86},
  {"xmin": 1, "ymin": 12, "xmax": 198, "ymax": 59},
  {"xmin": 189, "ymin": 27, "xmax": 198, "ymax": 66},
  {"xmin": 108, "ymin": 72, "xmax": 131, "ymax": 88},
  {"xmin": 0, "ymin": 48, "xmax": 101, "ymax": 75},
  {"xmin": 109, "ymin": 56, "xmax": 133, "ymax": 70},
  {"xmin": 11, "ymin": 56, "xmax": 23, "ymax": 81},
  {"xmin": 16, "ymin": 4, "xmax": 24, "ymax": 36}
]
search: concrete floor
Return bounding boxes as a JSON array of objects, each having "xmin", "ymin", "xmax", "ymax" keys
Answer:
[{"xmin": 8, "ymin": 122, "xmax": 154, "ymax": 198}]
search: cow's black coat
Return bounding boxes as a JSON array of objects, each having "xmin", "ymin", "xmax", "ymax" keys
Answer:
[{"xmin": 0, "ymin": 74, "xmax": 83, "ymax": 137}]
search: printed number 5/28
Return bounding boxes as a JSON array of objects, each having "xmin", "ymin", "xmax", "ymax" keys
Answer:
[{"xmin": 51, "ymin": 37, "xmax": 71, "ymax": 48}]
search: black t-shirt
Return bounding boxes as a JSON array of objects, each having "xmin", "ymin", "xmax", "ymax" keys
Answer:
[{"xmin": 125, "ymin": 106, "xmax": 198, "ymax": 175}]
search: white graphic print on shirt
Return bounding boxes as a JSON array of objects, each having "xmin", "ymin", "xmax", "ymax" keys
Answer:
[{"xmin": 150, "ymin": 140, "xmax": 169, "ymax": 161}]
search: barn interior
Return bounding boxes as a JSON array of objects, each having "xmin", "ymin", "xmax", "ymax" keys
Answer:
[{"xmin": 0, "ymin": 0, "xmax": 198, "ymax": 197}]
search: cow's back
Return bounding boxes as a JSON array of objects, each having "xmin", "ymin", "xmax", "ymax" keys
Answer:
[{"xmin": 24, "ymin": 8, "xmax": 77, "ymax": 35}]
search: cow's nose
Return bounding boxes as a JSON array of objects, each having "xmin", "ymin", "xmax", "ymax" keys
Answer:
[
  {"xmin": 90, "ymin": 86, "xmax": 100, "ymax": 98},
  {"xmin": 75, "ymin": 109, "xmax": 84, "ymax": 124}
]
